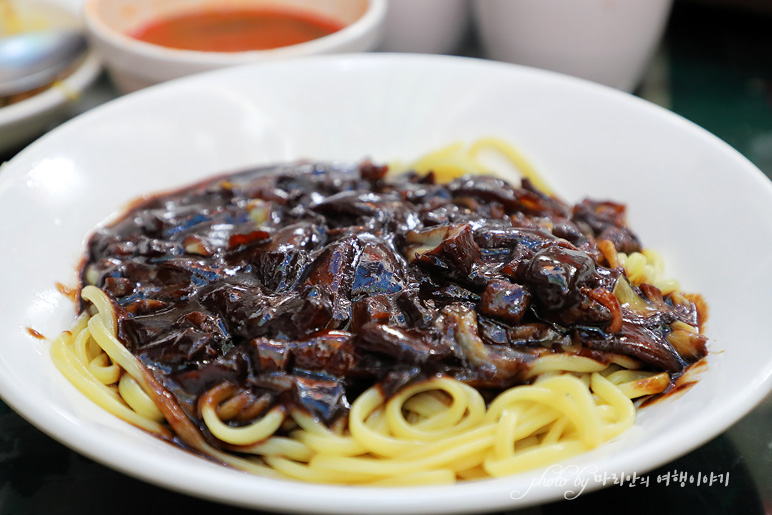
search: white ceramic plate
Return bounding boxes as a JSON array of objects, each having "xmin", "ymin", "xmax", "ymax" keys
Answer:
[
  {"xmin": 0, "ymin": 0, "xmax": 101, "ymax": 154},
  {"xmin": 1, "ymin": 54, "xmax": 771, "ymax": 513}
]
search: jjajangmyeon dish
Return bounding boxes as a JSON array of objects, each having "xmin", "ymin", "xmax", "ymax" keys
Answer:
[{"xmin": 52, "ymin": 143, "xmax": 707, "ymax": 485}]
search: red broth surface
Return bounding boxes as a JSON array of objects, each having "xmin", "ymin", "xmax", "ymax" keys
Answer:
[{"xmin": 129, "ymin": 8, "xmax": 345, "ymax": 52}]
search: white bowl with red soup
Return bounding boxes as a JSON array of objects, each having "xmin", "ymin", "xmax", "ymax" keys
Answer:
[{"xmin": 84, "ymin": 0, "xmax": 386, "ymax": 92}]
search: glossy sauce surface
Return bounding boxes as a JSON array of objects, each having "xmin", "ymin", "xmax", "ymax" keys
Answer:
[
  {"xmin": 129, "ymin": 8, "xmax": 344, "ymax": 52},
  {"xmin": 82, "ymin": 162, "xmax": 707, "ymax": 430}
]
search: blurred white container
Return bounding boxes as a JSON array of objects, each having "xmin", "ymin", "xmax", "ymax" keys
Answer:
[
  {"xmin": 0, "ymin": 0, "xmax": 100, "ymax": 154},
  {"xmin": 381, "ymin": 0, "xmax": 468, "ymax": 54},
  {"xmin": 85, "ymin": 0, "xmax": 387, "ymax": 93},
  {"xmin": 473, "ymin": 0, "xmax": 672, "ymax": 92}
]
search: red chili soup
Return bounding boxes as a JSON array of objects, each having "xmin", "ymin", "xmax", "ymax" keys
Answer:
[{"xmin": 129, "ymin": 8, "xmax": 345, "ymax": 52}]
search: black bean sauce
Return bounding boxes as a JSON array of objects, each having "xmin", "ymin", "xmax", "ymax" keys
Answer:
[{"xmin": 82, "ymin": 161, "xmax": 707, "ymax": 430}]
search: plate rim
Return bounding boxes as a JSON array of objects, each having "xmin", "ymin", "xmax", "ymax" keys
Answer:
[{"xmin": 1, "ymin": 52, "xmax": 771, "ymax": 513}]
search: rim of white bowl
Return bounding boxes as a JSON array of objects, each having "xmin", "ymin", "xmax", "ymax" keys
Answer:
[
  {"xmin": 3, "ymin": 53, "xmax": 772, "ymax": 514},
  {"xmin": 0, "ymin": 49, "xmax": 102, "ymax": 127},
  {"xmin": 83, "ymin": 0, "xmax": 387, "ymax": 65}
]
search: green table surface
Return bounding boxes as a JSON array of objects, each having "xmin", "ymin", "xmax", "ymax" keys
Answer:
[{"xmin": 1, "ymin": 3, "xmax": 770, "ymax": 514}]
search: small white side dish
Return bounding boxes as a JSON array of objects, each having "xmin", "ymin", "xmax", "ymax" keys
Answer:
[
  {"xmin": 0, "ymin": 0, "xmax": 100, "ymax": 154},
  {"xmin": 473, "ymin": 0, "xmax": 673, "ymax": 92},
  {"xmin": 84, "ymin": 0, "xmax": 387, "ymax": 93},
  {"xmin": 0, "ymin": 54, "xmax": 771, "ymax": 513}
]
